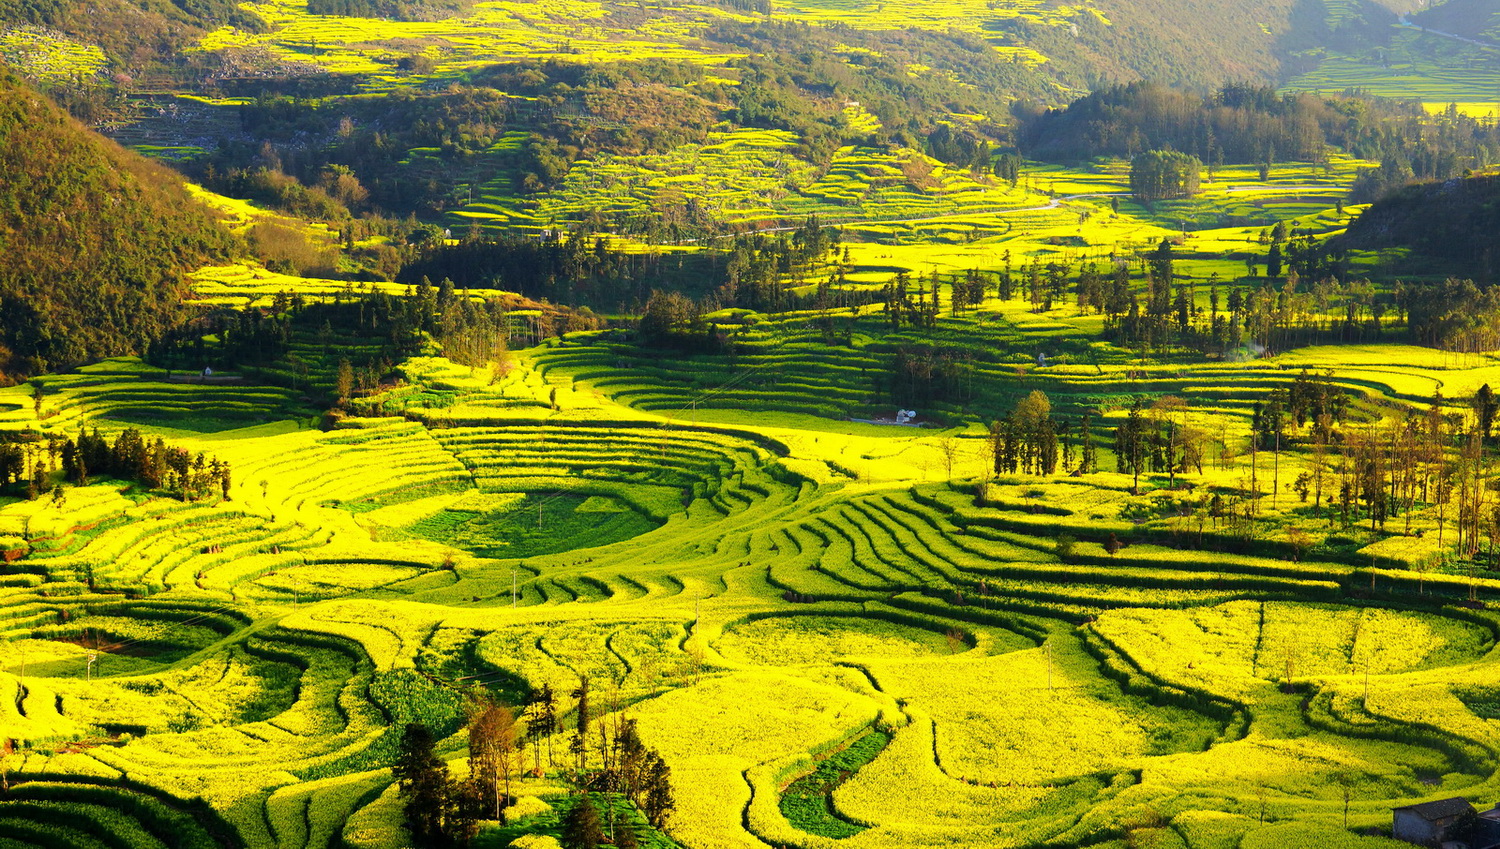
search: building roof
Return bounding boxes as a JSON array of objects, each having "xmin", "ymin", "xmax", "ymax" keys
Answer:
[{"xmin": 1395, "ymin": 798, "xmax": 1477, "ymax": 821}]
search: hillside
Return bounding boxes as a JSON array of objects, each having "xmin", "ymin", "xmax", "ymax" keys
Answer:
[
  {"xmin": 1412, "ymin": 0, "xmax": 1500, "ymax": 43},
  {"xmin": 1337, "ymin": 172, "xmax": 1500, "ymax": 278},
  {"xmin": 1005, "ymin": 0, "xmax": 1406, "ymax": 90},
  {"xmin": 0, "ymin": 0, "xmax": 260, "ymax": 65},
  {"xmin": 0, "ymin": 70, "xmax": 233, "ymax": 378}
]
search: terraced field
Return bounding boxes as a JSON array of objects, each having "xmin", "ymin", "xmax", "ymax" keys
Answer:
[
  {"xmin": 0, "ymin": 312, "xmax": 1498, "ymax": 849},
  {"xmin": 0, "ymin": 0, "xmax": 1497, "ymax": 843}
]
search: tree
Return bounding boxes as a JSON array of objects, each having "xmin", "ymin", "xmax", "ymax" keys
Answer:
[
  {"xmin": 613, "ymin": 719, "xmax": 649, "ymax": 807},
  {"xmin": 394, "ymin": 723, "xmax": 450, "ymax": 847},
  {"xmin": 1476, "ymin": 384, "xmax": 1497, "ymax": 440},
  {"xmin": 533, "ymin": 684, "xmax": 558, "ymax": 770},
  {"xmin": 642, "ymin": 751, "xmax": 675, "ymax": 830},
  {"xmin": 335, "ymin": 358, "xmax": 355, "ymax": 406},
  {"xmin": 0, "ymin": 737, "xmax": 11, "ymax": 792},
  {"xmin": 468, "ymin": 701, "xmax": 519, "ymax": 821},
  {"xmin": 562, "ymin": 793, "xmax": 605, "ymax": 849},
  {"xmin": 938, "ymin": 436, "xmax": 960, "ymax": 479}
]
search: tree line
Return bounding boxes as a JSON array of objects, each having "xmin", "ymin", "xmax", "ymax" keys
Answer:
[
  {"xmin": 304, "ymin": 0, "xmax": 474, "ymax": 19},
  {"xmin": 0, "ymin": 425, "xmax": 231, "ymax": 504}
]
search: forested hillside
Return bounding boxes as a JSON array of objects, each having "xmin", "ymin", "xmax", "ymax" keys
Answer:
[
  {"xmin": 0, "ymin": 70, "xmax": 233, "ymax": 379},
  {"xmin": 1003, "ymin": 0, "xmax": 1405, "ymax": 89},
  {"xmin": 1412, "ymin": 0, "xmax": 1500, "ymax": 42},
  {"xmin": 1337, "ymin": 172, "xmax": 1500, "ymax": 277}
]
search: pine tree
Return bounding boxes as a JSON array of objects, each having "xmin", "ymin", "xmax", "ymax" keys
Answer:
[
  {"xmin": 642, "ymin": 752, "xmax": 675, "ymax": 830},
  {"xmin": 394, "ymin": 723, "xmax": 449, "ymax": 847},
  {"xmin": 562, "ymin": 793, "xmax": 605, "ymax": 849},
  {"xmin": 1476, "ymin": 384, "xmax": 1497, "ymax": 440}
]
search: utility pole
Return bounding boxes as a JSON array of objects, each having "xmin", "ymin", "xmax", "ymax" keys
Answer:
[{"xmin": 86, "ymin": 652, "xmax": 96, "ymax": 683}]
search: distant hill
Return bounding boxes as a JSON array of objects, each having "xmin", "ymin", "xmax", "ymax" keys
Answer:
[
  {"xmin": 0, "ymin": 70, "xmax": 233, "ymax": 378},
  {"xmin": 1336, "ymin": 173, "xmax": 1500, "ymax": 278},
  {"xmin": 996, "ymin": 0, "xmax": 1416, "ymax": 89},
  {"xmin": 1411, "ymin": 0, "xmax": 1500, "ymax": 43},
  {"xmin": 0, "ymin": 0, "xmax": 260, "ymax": 65}
]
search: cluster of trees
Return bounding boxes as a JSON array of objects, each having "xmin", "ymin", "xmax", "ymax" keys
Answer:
[
  {"xmin": 398, "ymin": 231, "xmax": 673, "ymax": 311},
  {"xmin": 305, "ymin": 0, "xmax": 474, "ymax": 19},
  {"xmin": 0, "ymin": 426, "xmax": 232, "ymax": 502},
  {"xmin": 1098, "ymin": 374, "xmax": 1500, "ymax": 565},
  {"xmin": 1345, "ymin": 106, "xmax": 1500, "ymax": 203},
  {"xmin": 1130, "ymin": 150, "xmax": 1201, "ymax": 202},
  {"xmin": 1280, "ymin": 389, "xmax": 1500, "ymax": 567},
  {"xmin": 882, "ymin": 271, "xmax": 945, "ymax": 330},
  {"xmin": 1021, "ymin": 83, "xmax": 1500, "ymax": 203},
  {"xmin": 637, "ymin": 291, "xmax": 714, "ymax": 352},
  {"xmin": 200, "ymin": 165, "xmax": 355, "ymax": 225},
  {"xmin": 1404, "ymin": 279, "xmax": 1500, "ymax": 354},
  {"xmin": 715, "ymin": 220, "xmax": 844, "ymax": 311},
  {"xmin": 989, "ymin": 391, "xmax": 1097, "ymax": 477},
  {"xmin": 64, "ymin": 426, "xmax": 232, "ymax": 501},
  {"xmin": 1112, "ymin": 398, "xmax": 1207, "ymax": 492},
  {"xmin": 155, "ymin": 280, "xmax": 597, "ymax": 405},
  {"xmin": 977, "ymin": 377, "xmax": 1500, "ymax": 573},
  {"xmin": 394, "ymin": 678, "xmax": 673, "ymax": 848},
  {"xmin": 888, "ymin": 345, "xmax": 977, "ymax": 407},
  {"xmin": 1023, "ymin": 83, "xmax": 1332, "ymax": 163}
]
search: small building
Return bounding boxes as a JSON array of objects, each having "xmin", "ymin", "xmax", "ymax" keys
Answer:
[
  {"xmin": 1472, "ymin": 803, "xmax": 1500, "ymax": 848},
  {"xmin": 1394, "ymin": 798, "xmax": 1476, "ymax": 847}
]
